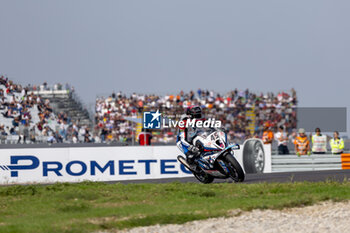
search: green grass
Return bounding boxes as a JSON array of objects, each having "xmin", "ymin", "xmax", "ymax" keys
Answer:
[{"xmin": 0, "ymin": 180, "xmax": 350, "ymax": 232}]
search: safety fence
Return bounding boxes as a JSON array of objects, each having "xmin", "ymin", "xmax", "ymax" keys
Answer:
[
  {"xmin": 0, "ymin": 140, "xmax": 271, "ymax": 185},
  {"xmin": 1, "ymin": 144, "xmax": 348, "ymax": 185},
  {"xmin": 271, "ymin": 154, "xmax": 342, "ymax": 172}
]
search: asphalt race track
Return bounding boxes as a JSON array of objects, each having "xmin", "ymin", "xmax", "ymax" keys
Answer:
[{"xmin": 119, "ymin": 169, "xmax": 350, "ymax": 184}]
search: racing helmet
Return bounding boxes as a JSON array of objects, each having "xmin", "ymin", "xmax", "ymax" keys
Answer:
[{"xmin": 186, "ymin": 105, "xmax": 202, "ymax": 119}]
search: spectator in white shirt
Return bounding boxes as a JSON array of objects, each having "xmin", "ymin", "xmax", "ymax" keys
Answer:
[{"xmin": 275, "ymin": 126, "xmax": 289, "ymax": 154}]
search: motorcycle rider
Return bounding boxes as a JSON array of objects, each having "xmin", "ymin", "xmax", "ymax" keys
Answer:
[{"xmin": 176, "ymin": 105, "xmax": 203, "ymax": 168}]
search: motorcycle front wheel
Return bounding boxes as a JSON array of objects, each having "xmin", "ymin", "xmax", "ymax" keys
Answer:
[{"xmin": 224, "ymin": 153, "xmax": 245, "ymax": 182}]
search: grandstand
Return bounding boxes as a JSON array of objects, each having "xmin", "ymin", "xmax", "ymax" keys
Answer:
[
  {"xmin": 0, "ymin": 75, "xmax": 298, "ymax": 146},
  {"xmin": 0, "ymin": 75, "xmax": 92, "ymax": 144},
  {"xmin": 34, "ymin": 89, "xmax": 91, "ymax": 127}
]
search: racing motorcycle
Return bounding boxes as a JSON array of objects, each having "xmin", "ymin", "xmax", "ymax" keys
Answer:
[{"xmin": 177, "ymin": 128, "xmax": 245, "ymax": 184}]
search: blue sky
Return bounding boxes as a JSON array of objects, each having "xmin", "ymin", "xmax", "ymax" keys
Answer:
[{"xmin": 0, "ymin": 0, "xmax": 349, "ymax": 133}]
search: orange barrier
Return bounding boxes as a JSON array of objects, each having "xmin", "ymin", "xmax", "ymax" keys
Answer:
[{"xmin": 341, "ymin": 154, "xmax": 350, "ymax": 169}]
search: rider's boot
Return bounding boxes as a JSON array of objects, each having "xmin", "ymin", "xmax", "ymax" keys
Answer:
[{"xmin": 186, "ymin": 153, "xmax": 199, "ymax": 171}]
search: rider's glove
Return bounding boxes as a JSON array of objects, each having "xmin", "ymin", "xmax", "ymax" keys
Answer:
[
  {"xmin": 307, "ymin": 151, "xmax": 311, "ymax": 156},
  {"xmin": 296, "ymin": 152, "xmax": 301, "ymax": 157}
]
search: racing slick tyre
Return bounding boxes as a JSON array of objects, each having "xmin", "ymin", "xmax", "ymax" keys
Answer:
[
  {"xmin": 224, "ymin": 153, "xmax": 245, "ymax": 182},
  {"xmin": 177, "ymin": 156, "xmax": 214, "ymax": 184},
  {"xmin": 193, "ymin": 170, "xmax": 214, "ymax": 184},
  {"xmin": 243, "ymin": 139, "xmax": 265, "ymax": 174}
]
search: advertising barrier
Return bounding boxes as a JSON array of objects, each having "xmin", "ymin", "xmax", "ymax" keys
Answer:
[{"xmin": 0, "ymin": 140, "xmax": 271, "ymax": 185}]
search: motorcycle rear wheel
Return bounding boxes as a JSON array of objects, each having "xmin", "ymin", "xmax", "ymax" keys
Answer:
[
  {"xmin": 177, "ymin": 155, "xmax": 214, "ymax": 184},
  {"xmin": 193, "ymin": 170, "xmax": 214, "ymax": 184}
]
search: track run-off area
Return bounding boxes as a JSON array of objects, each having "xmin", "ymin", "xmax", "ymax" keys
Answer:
[{"xmin": 120, "ymin": 169, "xmax": 350, "ymax": 184}]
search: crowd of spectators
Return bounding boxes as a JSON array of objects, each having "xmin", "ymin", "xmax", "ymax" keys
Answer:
[
  {"xmin": 1, "ymin": 74, "xmax": 298, "ymax": 145},
  {"xmin": 95, "ymin": 88, "xmax": 297, "ymax": 144},
  {"xmin": 0, "ymin": 75, "xmax": 92, "ymax": 144}
]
